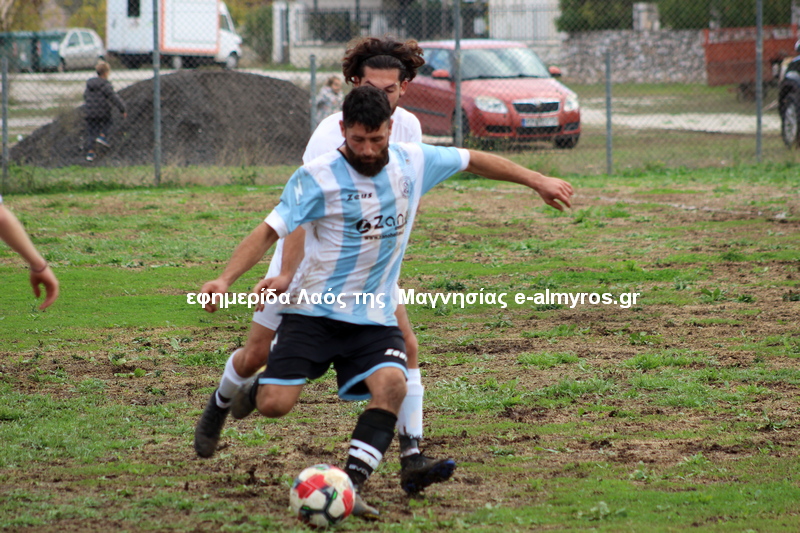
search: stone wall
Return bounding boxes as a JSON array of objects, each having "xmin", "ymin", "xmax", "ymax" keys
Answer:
[{"xmin": 559, "ymin": 30, "xmax": 707, "ymax": 84}]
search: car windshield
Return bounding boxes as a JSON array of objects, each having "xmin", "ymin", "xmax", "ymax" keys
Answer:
[{"xmin": 461, "ymin": 47, "xmax": 550, "ymax": 80}]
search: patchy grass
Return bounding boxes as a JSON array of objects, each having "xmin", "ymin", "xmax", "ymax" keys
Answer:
[{"xmin": 0, "ymin": 165, "xmax": 799, "ymax": 530}]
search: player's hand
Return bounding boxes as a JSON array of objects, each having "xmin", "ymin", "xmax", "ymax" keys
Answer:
[
  {"xmin": 536, "ymin": 177, "xmax": 574, "ymax": 211},
  {"xmin": 199, "ymin": 278, "xmax": 229, "ymax": 313},
  {"xmin": 252, "ymin": 275, "xmax": 291, "ymax": 312},
  {"xmin": 30, "ymin": 266, "xmax": 59, "ymax": 311}
]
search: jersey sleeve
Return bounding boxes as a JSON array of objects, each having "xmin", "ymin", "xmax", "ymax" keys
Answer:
[
  {"xmin": 419, "ymin": 144, "xmax": 470, "ymax": 195},
  {"xmin": 264, "ymin": 167, "xmax": 326, "ymax": 238}
]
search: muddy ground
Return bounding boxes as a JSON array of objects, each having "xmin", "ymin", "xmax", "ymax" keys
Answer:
[{"xmin": 2, "ymin": 180, "xmax": 800, "ymax": 531}]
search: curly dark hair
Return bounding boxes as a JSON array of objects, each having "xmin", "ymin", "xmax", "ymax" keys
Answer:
[{"xmin": 341, "ymin": 36, "xmax": 426, "ymax": 85}]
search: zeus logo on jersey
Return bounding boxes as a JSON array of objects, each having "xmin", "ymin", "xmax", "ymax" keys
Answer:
[
  {"xmin": 355, "ymin": 212, "xmax": 408, "ymax": 234},
  {"xmin": 345, "ymin": 192, "xmax": 372, "ymax": 201}
]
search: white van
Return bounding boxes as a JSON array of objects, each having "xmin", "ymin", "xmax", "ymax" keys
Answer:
[{"xmin": 106, "ymin": 0, "xmax": 242, "ymax": 69}]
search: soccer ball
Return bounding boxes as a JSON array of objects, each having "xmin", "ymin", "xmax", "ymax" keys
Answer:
[{"xmin": 289, "ymin": 464, "xmax": 355, "ymax": 528}]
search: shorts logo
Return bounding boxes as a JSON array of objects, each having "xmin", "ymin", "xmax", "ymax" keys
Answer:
[{"xmin": 384, "ymin": 349, "xmax": 407, "ymax": 362}]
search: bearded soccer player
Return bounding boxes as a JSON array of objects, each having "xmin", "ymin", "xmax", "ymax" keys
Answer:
[
  {"xmin": 197, "ymin": 86, "xmax": 574, "ymax": 517},
  {"xmin": 194, "ymin": 37, "xmax": 458, "ymax": 497}
]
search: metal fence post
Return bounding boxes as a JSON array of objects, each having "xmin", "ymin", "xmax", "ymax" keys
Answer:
[
  {"xmin": 309, "ymin": 54, "xmax": 317, "ymax": 134},
  {"xmin": 605, "ymin": 50, "xmax": 613, "ymax": 176},
  {"xmin": 756, "ymin": 0, "xmax": 763, "ymax": 163},
  {"xmin": 454, "ymin": 0, "xmax": 463, "ymax": 148},
  {"xmin": 2, "ymin": 56, "xmax": 8, "ymax": 195},
  {"xmin": 153, "ymin": 0, "xmax": 162, "ymax": 185}
]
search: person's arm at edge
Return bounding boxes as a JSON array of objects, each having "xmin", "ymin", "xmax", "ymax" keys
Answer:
[
  {"xmin": 0, "ymin": 205, "xmax": 59, "ymax": 310},
  {"xmin": 199, "ymin": 222, "xmax": 280, "ymax": 312},
  {"xmin": 464, "ymin": 150, "xmax": 574, "ymax": 211}
]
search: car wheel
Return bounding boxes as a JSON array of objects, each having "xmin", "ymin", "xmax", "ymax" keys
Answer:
[
  {"xmin": 781, "ymin": 92, "xmax": 800, "ymax": 148},
  {"xmin": 171, "ymin": 55, "xmax": 183, "ymax": 70},
  {"xmin": 554, "ymin": 135, "xmax": 579, "ymax": 149},
  {"xmin": 224, "ymin": 53, "xmax": 239, "ymax": 70}
]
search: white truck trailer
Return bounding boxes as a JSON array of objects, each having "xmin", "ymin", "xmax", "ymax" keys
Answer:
[{"xmin": 106, "ymin": 0, "xmax": 242, "ymax": 69}]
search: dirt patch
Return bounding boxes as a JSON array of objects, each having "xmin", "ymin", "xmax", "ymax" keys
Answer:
[
  {"xmin": 10, "ymin": 70, "xmax": 310, "ymax": 167},
  {"xmin": 2, "ymin": 179, "xmax": 800, "ymax": 530}
]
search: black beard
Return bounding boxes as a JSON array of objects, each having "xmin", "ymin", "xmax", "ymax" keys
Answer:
[{"xmin": 343, "ymin": 143, "xmax": 390, "ymax": 177}]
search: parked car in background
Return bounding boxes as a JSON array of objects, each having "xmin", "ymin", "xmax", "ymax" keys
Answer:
[
  {"xmin": 401, "ymin": 40, "xmax": 581, "ymax": 148},
  {"xmin": 778, "ymin": 40, "xmax": 800, "ymax": 148},
  {"xmin": 58, "ymin": 28, "xmax": 105, "ymax": 71}
]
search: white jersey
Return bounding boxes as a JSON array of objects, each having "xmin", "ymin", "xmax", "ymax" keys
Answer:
[
  {"xmin": 263, "ymin": 105, "xmax": 423, "ymax": 281},
  {"xmin": 265, "ymin": 143, "xmax": 469, "ymax": 326}
]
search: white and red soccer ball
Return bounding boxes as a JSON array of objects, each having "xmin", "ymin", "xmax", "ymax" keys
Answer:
[{"xmin": 289, "ymin": 464, "xmax": 355, "ymax": 528}]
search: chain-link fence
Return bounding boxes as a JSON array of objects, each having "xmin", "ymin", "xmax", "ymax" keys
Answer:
[{"xmin": 1, "ymin": 0, "xmax": 800, "ymax": 189}]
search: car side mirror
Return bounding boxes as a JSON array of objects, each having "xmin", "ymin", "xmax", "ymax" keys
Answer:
[
  {"xmin": 548, "ymin": 66, "xmax": 562, "ymax": 78},
  {"xmin": 432, "ymin": 69, "xmax": 451, "ymax": 80}
]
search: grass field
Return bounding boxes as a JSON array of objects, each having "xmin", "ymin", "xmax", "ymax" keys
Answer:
[{"xmin": 1, "ymin": 162, "xmax": 799, "ymax": 531}]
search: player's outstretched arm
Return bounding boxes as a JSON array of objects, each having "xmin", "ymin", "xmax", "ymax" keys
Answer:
[
  {"xmin": 465, "ymin": 150, "xmax": 574, "ymax": 211},
  {"xmin": 200, "ymin": 222, "xmax": 279, "ymax": 312}
]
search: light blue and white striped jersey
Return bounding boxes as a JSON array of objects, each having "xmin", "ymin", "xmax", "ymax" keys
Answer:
[{"xmin": 265, "ymin": 142, "xmax": 469, "ymax": 326}]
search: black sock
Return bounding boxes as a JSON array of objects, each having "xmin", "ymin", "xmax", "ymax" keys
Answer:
[{"xmin": 345, "ymin": 408, "xmax": 397, "ymax": 490}]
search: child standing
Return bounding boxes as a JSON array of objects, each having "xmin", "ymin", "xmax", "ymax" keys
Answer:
[
  {"xmin": 83, "ymin": 60, "xmax": 126, "ymax": 162},
  {"xmin": 314, "ymin": 75, "xmax": 344, "ymax": 127}
]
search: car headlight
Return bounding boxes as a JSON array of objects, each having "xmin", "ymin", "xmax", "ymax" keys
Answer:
[
  {"xmin": 564, "ymin": 93, "xmax": 580, "ymax": 112},
  {"xmin": 474, "ymin": 96, "xmax": 508, "ymax": 114}
]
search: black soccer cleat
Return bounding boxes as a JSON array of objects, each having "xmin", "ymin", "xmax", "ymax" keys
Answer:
[
  {"xmin": 230, "ymin": 376, "xmax": 258, "ymax": 420},
  {"xmin": 400, "ymin": 454, "xmax": 457, "ymax": 494},
  {"xmin": 194, "ymin": 390, "xmax": 229, "ymax": 458}
]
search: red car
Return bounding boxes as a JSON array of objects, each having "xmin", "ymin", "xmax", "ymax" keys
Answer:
[{"xmin": 401, "ymin": 40, "xmax": 581, "ymax": 148}]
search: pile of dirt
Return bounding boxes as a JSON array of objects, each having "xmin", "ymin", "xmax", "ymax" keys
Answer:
[{"xmin": 11, "ymin": 70, "xmax": 311, "ymax": 167}]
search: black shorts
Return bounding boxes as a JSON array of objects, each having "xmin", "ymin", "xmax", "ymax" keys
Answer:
[{"xmin": 258, "ymin": 314, "xmax": 407, "ymax": 400}]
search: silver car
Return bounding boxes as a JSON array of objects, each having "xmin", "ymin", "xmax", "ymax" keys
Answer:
[{"xmin": 58, "ymin": 28, "xmax": 105, "ymax": 71}]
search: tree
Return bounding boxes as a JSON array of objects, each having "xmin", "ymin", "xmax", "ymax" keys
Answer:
[
  {"xmin": 557, "ymin": 0, "xmax": 636, "ymax": 32},
  {"xmin": 1, "ymin": 0, "xmax": 44, "ymax": 31},
  {"xmin": 67, "ymin": 0, "xmax": 105, "ymax": 39},
  {"xmin": 243, "ymin": 4, "xmax": 272, "ymax": 63},
  {"xmin": 559, "ymin": 0, "xmax": 795, "ymax": 32},
  {"xmin": 661, "ymin": 0, "xmax": 793, "ymax": 29}
]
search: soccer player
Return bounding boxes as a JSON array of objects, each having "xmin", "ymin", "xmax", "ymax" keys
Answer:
[
  {"xmin": 197, "ymin": 86, "xmax": 573, "ymax": 517},
  {"xmin": 0, "ymin": 196, "xmax": 59, "ymax": 310},
  {"xmin": 195, "ymin": 36, "xmax": 456, "ymax": 496}
]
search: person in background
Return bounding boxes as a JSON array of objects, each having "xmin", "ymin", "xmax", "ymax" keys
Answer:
[
  {"xmin": 83, "ymin": 60, "xmax": 127, "ymax": 162},
  {"xmin": 315, "ymin": 75, "xmax": 344, "ymax": 126}
]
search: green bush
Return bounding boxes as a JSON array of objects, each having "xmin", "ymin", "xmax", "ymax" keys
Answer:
[
  {"xmin": 243, "ymin": 5, "xmax": 272, "ymax": 63},
  {"xmin": 558, "ymin": 0, "xmax": 795, "ymax": 32}
]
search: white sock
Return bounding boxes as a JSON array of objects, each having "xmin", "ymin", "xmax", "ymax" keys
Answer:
[
  {"xmin": 397, "ymin": 368, "xmax": 424, "ymax": 456},
  {"xmin": 216, "ymin": 350, "xmax": 249, "ymax": 408}
]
